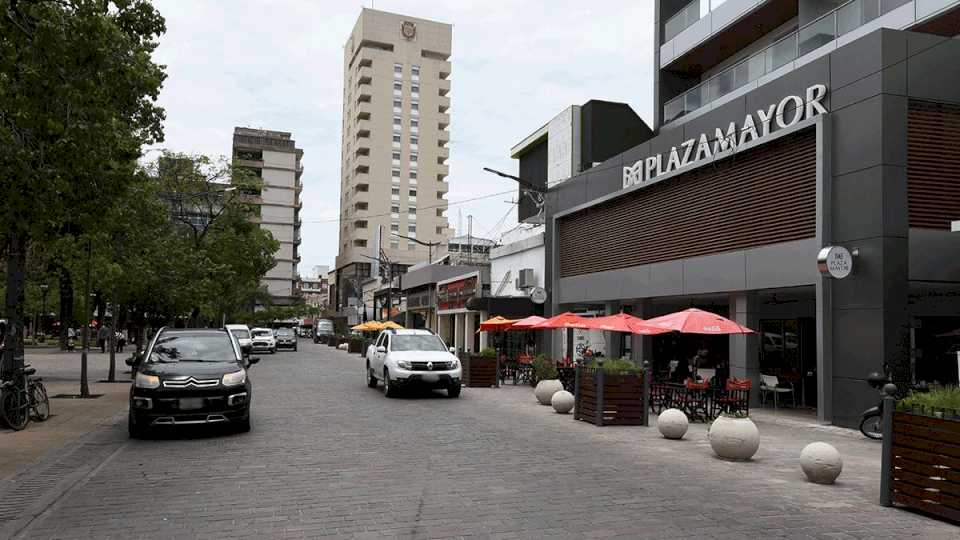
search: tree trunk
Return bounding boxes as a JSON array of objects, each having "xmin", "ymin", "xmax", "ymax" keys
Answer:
[
  {"xmin": 80, "ymin": 241, "xmax": 92, "ymax": 398},
  {"xmin": 58, "ymin": 265, "xmax": 73, "ymax": 350},
  {"xmin": 107, "ymin": 290, "xmax": 120, "ymax": 382},
  {"xmin": 3, "ymin": 230, "xmax": 28, "ymax": 376}
]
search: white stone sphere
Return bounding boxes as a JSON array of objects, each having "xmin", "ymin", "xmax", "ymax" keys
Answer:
[
  {"xmin": 657, "ymin": 408, "xmax": 689, "ymax": 439},
  {"xmin": 800, "ymin": 442, "xmax": 843, "ymax": 484},
  {"xmin": 708, "ymin": 415, "xmax": 760, "ymax": 460},
  {"xmin": 551, "ymin": 390, "xmax": 575, "ymax": 413},
  {"xmin": 534, "ymin": 379, "xmax": 564, "ymax": 405}
]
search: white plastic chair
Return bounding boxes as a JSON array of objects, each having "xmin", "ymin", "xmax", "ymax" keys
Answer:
[{"xmin": 760, "ymin": 374, "xmax": 795, "ymax": 409}]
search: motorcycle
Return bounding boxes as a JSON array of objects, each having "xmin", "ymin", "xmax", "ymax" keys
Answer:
[{"xmin": 859, "ymin": 372, "xmax": 890, "ymax": 440}]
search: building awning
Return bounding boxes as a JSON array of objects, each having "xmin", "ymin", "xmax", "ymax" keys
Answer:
[{"xmin": 465, "ymin": 296, "xmax": 542, "ymax": 319}]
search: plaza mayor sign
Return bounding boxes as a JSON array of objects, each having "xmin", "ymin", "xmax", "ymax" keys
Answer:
[{"xmin": 623, "ymin": 84, "xmax": 828, "ymax": 189}]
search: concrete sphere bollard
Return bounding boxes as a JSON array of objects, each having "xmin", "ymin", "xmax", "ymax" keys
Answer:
[
  {"xmin": 708, "ymin": 415, "xmax": 760, "ymax": 460},
  {"xmin": 657, "ymin": 408, "xmax": 689, "ymax": 439},
  {"xmin": 534, "ymin": 379, "xmax": 564, "ymax": 405},
  {"xmin": 551, "ymin": 390, "xmax": 575, "ymax": 413},
  {"xmin": 800, "ymin": 442, "xmax": 843, "ymax": 484}
]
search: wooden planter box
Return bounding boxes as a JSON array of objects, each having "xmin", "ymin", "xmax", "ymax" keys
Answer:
[
  {"xmin": 887, "ymin": 410, "xmax": 960, "ymax": 523},
  {"xmin": 348, "ymin": 338, "xmax": 363, "ymax": 354},
  {"xmin": 463, "ymin": 355, "xmax": 498, "ymax": 388},
  {"xmin": 574, "ymin": 367, "xmax": 648, "ymax": 427}
]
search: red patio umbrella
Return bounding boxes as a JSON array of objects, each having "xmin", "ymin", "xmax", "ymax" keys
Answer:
[
  {"xmin": 533, "ymin": 312, "xmax": 592, "ymax": 329},
  {"xmin": 509, "ymin": 315, "xmax": 547, "ymax": 330},
  {"xmin": 643, "ymin": 308, "xmax": 755, "ymax": 335},
  {"xmin": 582, "ymin": 313, "xmax": 672, "ymax": 335}
]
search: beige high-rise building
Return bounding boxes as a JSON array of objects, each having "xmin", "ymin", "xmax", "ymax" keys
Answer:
[
  {"xmin": 232, "ymin": 127, "xmax": 303, "ymax": 307},
  {"xmin": 335, "ymin": 8, "xmax": 451, "ymax": 309}
]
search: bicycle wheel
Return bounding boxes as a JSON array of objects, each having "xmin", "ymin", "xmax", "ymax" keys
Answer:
[
  {"xmin": 31, "ymin": 382, "xmax": 50, "ymax": 421},
  {"xmin": 1, "ymin": 389, "xmax": 29, "ymax": 431}
]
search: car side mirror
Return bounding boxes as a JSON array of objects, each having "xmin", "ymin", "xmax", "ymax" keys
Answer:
[
  {"xmin": 449, "ymin": 347, "xmax": 457, "ymax": 354},
  {"xmin": 247, "ymin": 357, "xmax": 260, "ymax": 366},
  {"xmin": 376, "ymin": 345, "xmax": 386, "ymax": 353}
]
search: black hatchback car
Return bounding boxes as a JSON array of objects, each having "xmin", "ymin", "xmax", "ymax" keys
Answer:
[{"xmin": 127, "ymin": 327, "xmax": 259, "ymax": 438}]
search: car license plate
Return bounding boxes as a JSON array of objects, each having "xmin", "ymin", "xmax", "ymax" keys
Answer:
[
  {"xmin": 179, "ymin": 398, "xmax": 204, "ymax": 410},
  {"xmin": 422, "ymin": 373, "xmax": 439, "ymax": 383}
]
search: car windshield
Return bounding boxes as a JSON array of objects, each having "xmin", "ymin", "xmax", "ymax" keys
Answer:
[
  {"xmin": 230, "ymin": 329, "xmax": 250, "ymax": 340},
  {"xmin": 276, "ymin": 328, "xmax": 294, "ymax": 336},
  {"xmin": 318, "ymin": 322, "xmax": 333, "ymax": 331},
  {"xmin": 391, "ymin": 334, "xmax": 447, "ymax": 352},
  {"xmin": 148, "ymin": 334, "xmax": 238, "ymax": 363},
  {"xmin": 251, "ymin": 330, "xmax": 272, "ymax": 337}
]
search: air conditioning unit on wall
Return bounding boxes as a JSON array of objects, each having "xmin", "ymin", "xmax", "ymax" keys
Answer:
[{"xmin": 517, "ymin": 268, "xmax": 535, "ymax": 289}]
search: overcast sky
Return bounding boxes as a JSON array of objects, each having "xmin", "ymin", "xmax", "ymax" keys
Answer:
[{"xmin": 151, "ymin": 0, "xmax": 654, "ymax": 276}]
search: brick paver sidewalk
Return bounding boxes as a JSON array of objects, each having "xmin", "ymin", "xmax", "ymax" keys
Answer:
[{"xmin": 0, "ymin": 350, "xmax": 132, "ymax": 480}]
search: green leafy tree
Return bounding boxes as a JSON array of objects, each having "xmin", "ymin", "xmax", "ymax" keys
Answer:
[
  {"xmin": 0, "ymin": 0, "xmax": 166, "ymax": 385},
  {"xmin": 150, "ymin": 153, "xmax": 279, "ymax": 327}
]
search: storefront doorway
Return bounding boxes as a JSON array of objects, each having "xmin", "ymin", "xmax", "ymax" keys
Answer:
[{"xmin": 759, "ymin": 318, "xmax": 816, "ymax": 408}]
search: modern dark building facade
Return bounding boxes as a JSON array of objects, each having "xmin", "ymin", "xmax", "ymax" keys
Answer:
[{"xmin": 544, "ymin": 1, "xmax": 960, "ymax": 428}]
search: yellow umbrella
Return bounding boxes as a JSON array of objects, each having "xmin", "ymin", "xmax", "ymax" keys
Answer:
[
  {"xmin": 381, "ymin": 321, "xmax": 404, "ymax": 330},
  {"xmin": 352, "ymin": 321, "xmax": 384, "ymax": 332}
]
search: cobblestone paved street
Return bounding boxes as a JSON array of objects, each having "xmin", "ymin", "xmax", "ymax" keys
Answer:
[{"xmin": 1, "ymin": 340, "xmax": 956, "ymax": 539}]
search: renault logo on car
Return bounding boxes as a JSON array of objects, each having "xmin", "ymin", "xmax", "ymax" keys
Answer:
[{"xmin": 427, "ymin": 361, "xmax": 434, "ymax": 371}]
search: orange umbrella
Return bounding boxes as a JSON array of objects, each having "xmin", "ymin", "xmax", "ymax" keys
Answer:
[
  {"xmin": 478, "ymin": 316, "xmax": 517, "ymax": 332},
  {"xmin": 509, "ymin": 315, "xmax": 546, "ymax": 330},
  {"xmin": 533, "ymin": 312, "xmax": 592, "ymax": 329},
  {"xmin": 644, "ymin": 308, "xmax": 755, "ymax": 334}
]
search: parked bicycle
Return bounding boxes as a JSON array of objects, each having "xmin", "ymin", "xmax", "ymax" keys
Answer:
[{"xmin": 1, "ymin": 364, "xmax": 51, "ymax": 431}]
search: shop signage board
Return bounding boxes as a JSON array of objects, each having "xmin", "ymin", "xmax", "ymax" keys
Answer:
[
  {"xmin": 817, "ymin": 246, "xmax": 854, "ymax": 279},
  {"xmin": 530, "ymin": 287, "xmax": 547, "ymax": 304},
  {"xmin": 437, "ymin": 272, "xmax": 480, "ymax": 314},
  {"xmin": 623, "ymin": 84, "xmax": 829, "ymax": 190}
]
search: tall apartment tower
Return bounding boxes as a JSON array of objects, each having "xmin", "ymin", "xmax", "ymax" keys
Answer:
[
  {"xmin": 335, "ymin": 8, "xmax": 452, "ymax": 309},
  {"xmin": 232, "ymin": 127, "xmax": 304, "ymax": 307}
]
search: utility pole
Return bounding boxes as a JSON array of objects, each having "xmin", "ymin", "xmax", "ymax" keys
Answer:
[{"xmin": 467, "ymin": 214, "xmax": 473, "ymax": 265}]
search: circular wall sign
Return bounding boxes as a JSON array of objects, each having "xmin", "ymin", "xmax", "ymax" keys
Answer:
[
  {"xmin": 530, "ymin": 287, "xmax": 548, "ymax": 304},
  {"xmin": 401, "ymin": 21, "xmax": 416, "ymax": 39},
  {"xmin": 817, "ymin": 246, "xmax": 854, "ymax": 279}
]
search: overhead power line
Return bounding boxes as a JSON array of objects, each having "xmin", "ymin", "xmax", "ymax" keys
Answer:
[{"xmin": 301, "ymin": 189, "xmax": 517, "ymax": 224}]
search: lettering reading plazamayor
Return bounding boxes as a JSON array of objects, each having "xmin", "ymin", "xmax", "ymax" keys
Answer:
[{"xmin": 624, "ymin": 84, "xmax": 828, "ymax": 190}]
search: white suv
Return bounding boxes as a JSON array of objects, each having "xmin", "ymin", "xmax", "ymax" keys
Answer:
[
  {"xmin": 250, "ymin": 327, "xmax": 276, "ymax": 354},
  {"xmin": 365, "ymin": 329, "xmax": 462, "ymax": 398}
]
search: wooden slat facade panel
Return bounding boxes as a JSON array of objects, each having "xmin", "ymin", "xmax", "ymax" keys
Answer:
[
  {"xmin": 908, "ymin": 100, "xmax": 960, "ymax": 229},
  {"xmin": 558, "ymin": 130, "xmax": 817, "ymax": 278}
]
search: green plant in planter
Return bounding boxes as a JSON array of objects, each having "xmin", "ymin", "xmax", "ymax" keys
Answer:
[
  {"xmin": 533, "ymin": 354, "xmax": 557, "ymax": 381},
  {"xmin": 480, "ymin": 347, "xmax": 497, "ymax": 359},
  {"xmin": 587, "ymin": 358, "xmax": 640, "ymax": 374},
  {"xmin": 898, "ymin": 387, "xmax": 960, "ymax": 416}
]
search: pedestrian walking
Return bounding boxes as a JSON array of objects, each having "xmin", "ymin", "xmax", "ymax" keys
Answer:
[
  {"xmin": 97, "ymin": 325, "xmax": 110, "ymax": 354},
  {"xmin": 116, "ymin": 330, "xmax": 126, "ymax": 353}
]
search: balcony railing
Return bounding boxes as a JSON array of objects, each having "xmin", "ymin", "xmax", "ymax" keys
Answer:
[
  {"xmin": 663, "ymin": 0, "xmax": 730, "ymax": 42},
  {"xmin": 663, "ymin": 0, "xmax": 911, "ymax": 124}
]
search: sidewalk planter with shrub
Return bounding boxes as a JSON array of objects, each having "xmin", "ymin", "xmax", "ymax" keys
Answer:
[
  {"xmin": 348, "ymin": 337, "xmax": 363, "ymax": 354},
  {"xmin": 708, "ymin": 413, "xmax": 760, "ymax": 460},
  {"xmin": 574, "ymin": 359, "xmax": 648, "ymax": 427},
  {"xmin": 463, "ymin": 348, "xmax": 498, "ymax": 388},
  {"xmin": 882, "ymin": 388, "xmax": 960, "ymax": 523}
]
